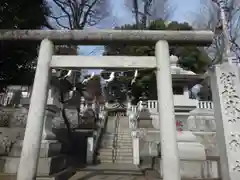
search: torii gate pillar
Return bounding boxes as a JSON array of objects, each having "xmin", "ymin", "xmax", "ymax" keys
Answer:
[
  {"xmin": 16, "ymin": 39, "xmax": 54, "ymax": 180},
  {"xmin": 155, "ymin": 40, "xmax": 181, "ymax": 180}
]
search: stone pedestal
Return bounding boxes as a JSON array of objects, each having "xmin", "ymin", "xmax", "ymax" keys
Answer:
[
  {"xmin": 177, "ymin": 131, "xmax": 206, "ymax": 161},
  {"xmin": 13, "ymin": 86, "xmax": 74, "ymax": 179},
  {"xmin": 177, "ymin": 132, "xmax": 217, "ymax": 179},
  {"xmin": 42, "ymin": 106, "xmax": 59, "ymax": 140},
  {"xmin": 140, "ymin": 130, "xmax": 217, "ymax": 178},
  {"xmin": 8, "ymin": 140, "xmax": 61, "ymax": 157},
  {"xmin": 0, "ymin": 140, "xmax": 64, "ymax": 175}
]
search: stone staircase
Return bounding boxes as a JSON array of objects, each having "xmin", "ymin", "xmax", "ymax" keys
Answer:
[{"xmin": 98, "ymin": 130, "xmax": 133, "ymax": 163}]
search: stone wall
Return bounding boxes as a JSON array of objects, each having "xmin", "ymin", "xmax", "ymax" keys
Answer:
[
  {"xmin": 0, "ymin": 107, "xmax": 96, "ymax": 157},
  {"xmin": 0, "ymin": 107, "xmax": 96, "ymax": 129}
]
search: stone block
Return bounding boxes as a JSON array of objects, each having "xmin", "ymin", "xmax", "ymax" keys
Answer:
[
  {"xmin": 178, "ymin": 142, "xmax": 206, "ymax": 161},
  {"xmin": 0, "ymin": 127, "xmax": 25, "ymax": 140},
  {"xmin": 0, "ymin": 128, "xmax": 24, "ymax": 156},
  {"xmin": 36, "ymin": 168, "xmax": 76, "ymax": 180},
  {"xmin": 0, "ymin": 108, "xmax": 28, "ymax": 128},
  {"xmin": 154, "ymin": 159, "xmax": 219, "ymax": 179},
  {"xmin": 8, "ymin": 140, "xmax": 61, "ymax": 157},
  {"xmin": 193, "ymin": 132, "xmax": 219, "ymax": 158},
  {"xmin": 0, "ymin": 155, "xmax": 67, "ymax": 176},
  {"xmin": 140, "ymin": 131, "xmax": 206, "ymax": 160}
]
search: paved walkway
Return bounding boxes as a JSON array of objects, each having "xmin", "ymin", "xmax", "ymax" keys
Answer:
[{"xmin": 69, "ymin": 163, "xmax": 153, "ymax": 180}]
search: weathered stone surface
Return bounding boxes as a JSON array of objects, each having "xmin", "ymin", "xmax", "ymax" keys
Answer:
[
  {"xmin": 0, "ymin": 29, "xmax": 214, "ymax": 46},
  {"xmin": 0, "ymin": 168, "xmax": 76, "ymax": 180},
  {"xmin": 0, "ymin": 108, "xmax": 27, "ymax": 128},
  {"xmin": 194, "ymin": 132, "xmax": 219, "ymax": 158},
  {"xmin": 0, "ymin": 128, "xmax": 23, "ymax": 156},
  {"xmin": 210, "ymin": 63, "xmax": 240, "ymax": 180},
  {"xmin": 0, "ymin": 155, "xmax": 67, "ymax": 175},
  {"xmin": 53, "ymin": 108, "xmax": 96, "ymax": 129},
  {"xmin": 0, "ymin": 107, "xmax": 96, "ymax": 130},
  {"xmin": 139, "ymin": 131, "xmax": 206, "ymax": 161},
  {"xmin": 69, "ymin": 163, "xmax": 146, "ymax": 180},
  {"xmin": 144, "ymin": 158, "xmax": 219, "ymax": 179},
  {"xmin": 187, "ymin": 108, "xmax": 216, "ymax": 132},
  {"xmin": 8, "ymin": 140, "xmax": 61, "ymax": 157}
]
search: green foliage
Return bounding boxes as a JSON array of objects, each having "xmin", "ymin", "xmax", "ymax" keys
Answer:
[
  {"xmin": 0, "ymin": 0, "xmax": 50, "ymax": 88},
  {"xmin": 103, "ymin": 19, "xmax": 211, "ymax": 101}
]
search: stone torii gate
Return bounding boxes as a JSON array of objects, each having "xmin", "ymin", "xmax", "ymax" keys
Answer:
[{"xmin": 0, "ymin": 30, "xmax": 214, "ymax": 180}]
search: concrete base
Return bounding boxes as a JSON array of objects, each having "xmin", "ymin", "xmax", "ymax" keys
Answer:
[
  {"xmin": 140, "ymin": 131, "xmax": 206, "ymax": 161},
  {"xmin": 0, "ymin": 139, "xmax": 69, "ymax": 177},
  {"xmin": 0, "ymin": 155, "xmax": 67, "ymax": 176},
  {"xmin": 152, "ymin": 158, "xmax": 219, "ymax": 179},
  {"xmin": 8, "ymin": 140, "xmax": 61, "ymax": 157},
  {"xmin": 36, "ymin": 167, "xmax": 75, "ymax": 180},
  {"xmin": 177, "ymin": 131, "xmax": 206, "ymax": 161},
  {"xmin": 0, "ymin": 168, "xmax": 75, "ymax": 180}
]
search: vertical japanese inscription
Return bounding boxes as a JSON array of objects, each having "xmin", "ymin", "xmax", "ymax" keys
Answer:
[
  {"xmin": 220, "ymin": 72, "xmax": 240, "ymax": 123},
  {"xmin": 229, "ymin": 133, "xmax": 240, "ymax": 151},
  {"xmin": 233, "ymin": 160, "xmax": 240, "ymax": 172},
  {"xmin": 219, "ymin": 70, "xmax": 240, "ymax": 173}
]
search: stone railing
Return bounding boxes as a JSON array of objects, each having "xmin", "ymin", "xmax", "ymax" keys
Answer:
[
  {"xmin": 197, "ymin": 101, "xmax": 213, "ymax": 109},
  {"xmin": 130, "ymin": 100, "xmax": 214, "ymax": 113}
]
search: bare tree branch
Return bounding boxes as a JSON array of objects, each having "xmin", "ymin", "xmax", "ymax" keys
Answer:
[
  {"xmin": 52, "ymin": 0, "xmax": 73, "ymax": 28},
  {"xmin": 49, "ymin": 0, "xmax": 109, "ymax": 30},
  {"xmin": 124, "ymin": 0, "xmax": 174, "ymax": 28},
  {"xmin": 80, "ymin": 0, "xmax": 99, "ymax": 28},
  {"xmin": 48, "ymin": 14, "xmax": 70, "ymax": 29},
  {"xmin": 194, "ymin": 0, "xmax": 240, "ymax": 62}
]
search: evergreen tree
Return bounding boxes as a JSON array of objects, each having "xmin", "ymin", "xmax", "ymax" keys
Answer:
[
  {"xmin": 102, "ymin": 19, "xmax": 211, "ymax": 102},
  {"xmin": 0, "ymin": 0, "xmax": 51, "ymax": 89}
]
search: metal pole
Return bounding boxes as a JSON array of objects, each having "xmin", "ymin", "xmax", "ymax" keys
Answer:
[{"xmin": 17, "ymin": 39, "xmax": 53, "ymax": 180}]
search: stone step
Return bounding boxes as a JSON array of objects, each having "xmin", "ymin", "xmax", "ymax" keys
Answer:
[
  {"xmin": 102, "ymin": 137, "xmax": 132, "ymax": 142},
  {"xmin": 102, "ymin": 136, "xmax": 132, "ymax": 140},
  {"xmin": 101, "ymin": 141, "xmax": 132, "ymax": 146},
  {"xmin": 104, "ymin": 132, "xmax": 131, "ymax": 136},
  {"xmin": 99, "ymin": 147, "xmax": 132, "ymax": 153},
  {"xmin": 102, "ymin": 136, "xmax": 132, "ymax": 141},
  {"xmin": 99, "ymin": 159, "xmax": 133, "ymax": 164},
  {"xmin": 0, "ymin": 155, "xmax": 67, "ymax": 176},
  {"xmin": 102, "ymin": 140, "xmax": 132, "ymax": 143},
  {"xmin": 101, "ymin": 140, "xmax": 132, "ymax": 145},
  {"xmin": 102, "ymin": 137, "xmax": 131, "ymax": 141},
  {"xmin": 99, "ymin": 150, "xmax": 133, "ymax": 157},
  {"xmin": 101, "ymin": 144, "xmax": 132, "ymax": 149},
  {"xmin": 98, "ymin": 155, "xmax": 133, "ymax": 161}
]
